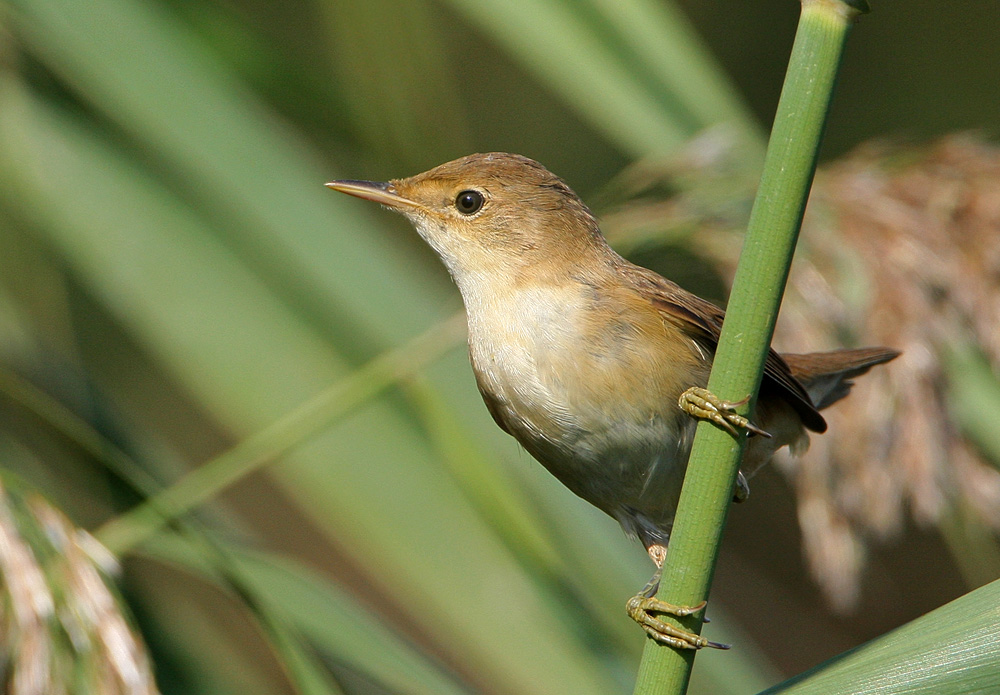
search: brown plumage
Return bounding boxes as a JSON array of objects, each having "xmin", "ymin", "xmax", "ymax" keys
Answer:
[{"xmin": 327, "ymin": 153, "xmax": 898, "ymax": 648}]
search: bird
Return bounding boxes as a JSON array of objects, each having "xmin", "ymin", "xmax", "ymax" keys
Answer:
[{"xmin": 327, "ymin": 152, "xmax": 898, "ymax": 650}]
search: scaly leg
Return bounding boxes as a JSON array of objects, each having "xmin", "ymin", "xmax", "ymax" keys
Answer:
[{"xmin": 626, "ymin": 544, "xmax": 730, "ymax": 650}]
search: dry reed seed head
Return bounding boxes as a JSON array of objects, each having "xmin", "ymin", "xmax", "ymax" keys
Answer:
[
  {"xmin": 0, "ymin": 484, "xmax": 54, "ymax": 695},
  {"xmin": 602, "ymin": 133, "xmax": 1000, "ymax": 612},
  {"xmin": 796, "ymin": 491, "xmax": 866, "ymax": 613},
  {"xmin": 0, "ymin": 482, "xmax": 159, "ymax": 695},
  {"xmin": 952, "ymin": 443, "xmax": 1000, "ymax": 528},
  {"xmin": 597, "ymin": 130, "xmax": 757, "ymax": 257},
  {"xmin": 777, "ymin": 134, "xmax": 1000, "ymax": 610}
]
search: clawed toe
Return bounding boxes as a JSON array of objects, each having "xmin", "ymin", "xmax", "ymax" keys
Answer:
[
  {"xmin": 626, "ymin": 595, "xmax": 730, "ymax": 650},
  {"xmin": 678, "ymin": 387, "xmax": 772, "ymax": 438}
]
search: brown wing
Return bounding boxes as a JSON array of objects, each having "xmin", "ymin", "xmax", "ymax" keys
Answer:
[{"xmin": 627, "ymin": 266, "xmax": 828, "ymax": 433}]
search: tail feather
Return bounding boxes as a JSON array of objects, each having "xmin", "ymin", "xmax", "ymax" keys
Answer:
[{"xmin": 782, "ymin": 347, "xmax": 900, "ymax": 411}]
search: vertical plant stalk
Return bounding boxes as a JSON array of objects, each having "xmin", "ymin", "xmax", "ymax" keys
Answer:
[{"xmin": 632, "ymin": 1, "xmax": 869, "ymax": 693}]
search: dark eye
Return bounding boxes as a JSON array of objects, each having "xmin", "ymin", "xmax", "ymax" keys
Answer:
[{"xmin": 455, "ymin": 190, "xmax": 484, "ymax": 215}]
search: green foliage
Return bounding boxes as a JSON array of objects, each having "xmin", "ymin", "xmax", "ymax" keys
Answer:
[
  {"xmin": 0, "ymin": 0, "xmax": 996, "ymax": 693},
  {"xmin": 761, "ymin": 577, "xmax": 1000, "ymax": 694}
]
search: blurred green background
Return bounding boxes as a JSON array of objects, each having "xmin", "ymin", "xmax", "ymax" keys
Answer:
[{"xmin": 0, "ymin": 0, "xmax": 997, "ymax": 693}]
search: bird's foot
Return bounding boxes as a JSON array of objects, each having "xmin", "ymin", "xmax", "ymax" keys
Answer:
[
  {"xmin": 678, "ymin": 387, "xmax": 771, "ymax": 438},
  {"xmin": 626, "ymin": 595, "xmax": 729, "ymax": 650}
]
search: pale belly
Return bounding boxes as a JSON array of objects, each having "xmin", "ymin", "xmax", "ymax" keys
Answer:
[{"xmin": 465, "ymin": 282, "xmax": 707, "ymax": 545}]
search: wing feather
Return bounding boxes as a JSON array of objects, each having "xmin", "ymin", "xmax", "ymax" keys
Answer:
[{"xmin": 627, "ymin": 267, "xmax": 828, "ymax": 433}]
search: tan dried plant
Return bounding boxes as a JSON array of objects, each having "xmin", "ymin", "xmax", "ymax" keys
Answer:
[
  {"xmin": 600, "ymin": 132, "xmax": 1000, "ymax": 612},
  {"xmin": 0, "ymin": 480, "xmax": 159, "ymax": 695}
]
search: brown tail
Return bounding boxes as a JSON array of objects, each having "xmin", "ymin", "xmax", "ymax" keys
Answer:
[{"xmin": 782, "ymin": 347, "xmax": 900, "ymax": 411}]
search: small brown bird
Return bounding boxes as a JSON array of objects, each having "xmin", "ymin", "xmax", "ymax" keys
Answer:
[{"xmin": 327, "ymin": 153, "xmax": 898, "ymax": 650}]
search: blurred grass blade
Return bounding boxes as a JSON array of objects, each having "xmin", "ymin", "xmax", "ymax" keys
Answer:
[
  {"xmin": 587, "ymin": 0, "xmax": 763, "ymax": 145},
  {"xmin": 760, "ymin": 577, "xmax": 1000, "ymax": 694},
  {"xmin": 320, "ymin": 0, "xmax": 473, "ymax": 168},
  {"xmin": 1, "ymin": 0, "xmax": 778, "ymax": 690},
  {"xmin": 943, "ymin": 345, "xmax": 1000, "ymax": 467},
  {"xmin": 145, "ymin": 535, "xmax": 473, "ymax": 695},
  {"xmin": 254, "ymin": 618, "xmax": 347, "ymax": 695},
  {"xmin": 97, "ymin": 314, "xmax": 466, "ymax": 555},
  {"xmin": 0, "ymin": 76, "xmax": 623, "ymax": 695},
  {"xmin": 188, "ymin": 537, "xmax": 349, "ymax": 695},
  {"xmin": 0, "ymin": 366, "xmax": 345, "ymax": 695},
  {"xmin": 401, "ymin": 375, "xmax": 567, "ymax": 572},
  {"xmin": 440, "ymin": 0, "xmax": 761, "ymax": 158},
  {"xmin": 0, "ymin": 366, "xmax": 165, "ymax": 499},
  {"xmin": 5, "ymin": 0, "xmax": 451, "ymax": 346}
]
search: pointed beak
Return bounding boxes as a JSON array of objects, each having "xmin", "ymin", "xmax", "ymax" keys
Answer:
[{"xmin": 325, "ymin": 179, "xmax": 421, "ymax": 210}]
